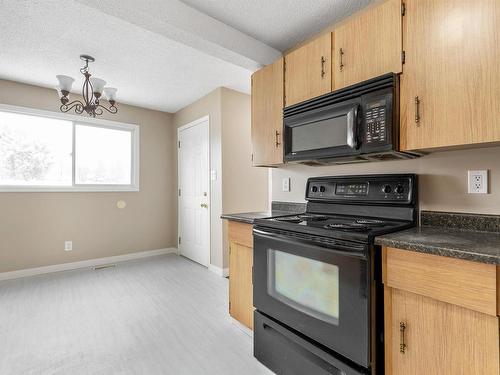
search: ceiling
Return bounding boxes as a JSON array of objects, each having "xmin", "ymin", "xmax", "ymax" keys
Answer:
[
  {"xmin": 179, "ymin": 0, "xmax": 375, "ymax": 51},
  {"xmin": 0, "ymin": 0, "xmax": 374, "ymax": 113}
]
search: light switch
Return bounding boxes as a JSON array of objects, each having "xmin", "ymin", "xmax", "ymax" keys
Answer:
[{"xmin": 282, "ymin": 177, "xmax": 290, "ymax": 192}]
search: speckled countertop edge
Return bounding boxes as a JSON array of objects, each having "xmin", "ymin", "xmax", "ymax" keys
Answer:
[
  {"xmin": 376, "ymin": 212, "xmax": 500, "ymax": 265},
  {"xmin": 221, "ymin": 202, "xmax": 306, "ymax": 224}
]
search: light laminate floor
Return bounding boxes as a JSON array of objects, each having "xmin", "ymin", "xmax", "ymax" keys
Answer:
[{"xmin": 0, "ymin": 254, "xmax": 273, "ymax": 375}]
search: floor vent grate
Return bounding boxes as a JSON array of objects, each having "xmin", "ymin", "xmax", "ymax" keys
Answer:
[{"xmin": 93, "ymin": 264, "xmax": 116, "ymax": 271}]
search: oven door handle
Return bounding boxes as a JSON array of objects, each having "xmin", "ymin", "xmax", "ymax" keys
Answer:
[{"xmin": 253, "ymin": 228, "xmax": 367, "ymax": 260}]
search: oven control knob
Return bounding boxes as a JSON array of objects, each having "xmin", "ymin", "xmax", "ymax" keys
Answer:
[
  {"xmin": 319, "ymin": 186, "xmax": 326, "ymax": 193},
  {"xmin": 382, "ymin": 184, "xmax": 392, "ymax": 194},
  {"xmin": 395, "ymin": 185, "xmax": 404, "ymax": 194},
  {"xmin": 312, "ymin": 186, "xmax": 318, "ymax": 193}
]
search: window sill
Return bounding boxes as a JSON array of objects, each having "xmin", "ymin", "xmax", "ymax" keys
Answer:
[{"xmin": 0, "ymin": 185, "xmax": 140, "ymax": 193}]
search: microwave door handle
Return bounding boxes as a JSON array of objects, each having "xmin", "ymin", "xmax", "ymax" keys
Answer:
[{"xmin": 346, "ymin": 107, "xmax": 358, "ymax": 149}]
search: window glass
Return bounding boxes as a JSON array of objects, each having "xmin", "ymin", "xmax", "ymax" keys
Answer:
[
  {"xmin": 75, "ymin": 125, "xmax": 132, "ymax": 185},
  {"xmin": 0, "ymin": 111, "xmax": 72, "ymax": 186}
]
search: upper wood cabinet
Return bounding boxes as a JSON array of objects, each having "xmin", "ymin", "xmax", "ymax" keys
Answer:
[
  {"xmin": 251, "ymin": 57, "xmax": 284, "ymax": 167},
  {"xmin": 400, "ymin": 0, "xmax": 500, "ymax": 151},
  {"xmin": 284, "ymin": 33, "xmax": 332, "ymax": 107},
  {"xmin": 334, "ymin": 0, "xmax": 403, "ymax": 90}
]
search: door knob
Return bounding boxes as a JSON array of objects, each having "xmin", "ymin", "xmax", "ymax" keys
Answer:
[{"xmin": 200, "ymin": 203, "xmax": 208, "ymax": 208}]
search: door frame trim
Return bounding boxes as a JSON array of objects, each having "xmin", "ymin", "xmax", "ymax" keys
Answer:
[{"xmin": 177, "ymin": 115, "xmax": 211, "ymax": 267}]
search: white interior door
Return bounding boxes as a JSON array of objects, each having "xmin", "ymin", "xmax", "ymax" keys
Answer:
[{"xmin": 178, "ymin": 117, "xmax": 210, "ymax": 267}]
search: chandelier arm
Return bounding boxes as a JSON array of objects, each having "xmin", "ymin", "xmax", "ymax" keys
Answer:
[
  {"xmin": 97, "ymin": 104, "xmax": 118, "ymax": 114},
  {"xmin": 60, "ymin": 100, "xmax": 85, "ymax": 114}
]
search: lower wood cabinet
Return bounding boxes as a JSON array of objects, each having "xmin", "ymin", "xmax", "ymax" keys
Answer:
[
  {"xmin": 383, "ymin": 247, "xmax": 500, "ymax": 375},
  {"xmin": 228, "ymin": 221, "xmax": 254, "ymax": 330}
]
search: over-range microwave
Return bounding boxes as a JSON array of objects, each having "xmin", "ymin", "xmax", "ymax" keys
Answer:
[{"xmin": 283, "ymin": 73, "xmax": 421, "ymax": 165}]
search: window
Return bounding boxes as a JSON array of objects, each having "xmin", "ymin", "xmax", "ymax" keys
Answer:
[{"xmin": 0, "ymin": 105, "xmax": 139, "ymax": 192}]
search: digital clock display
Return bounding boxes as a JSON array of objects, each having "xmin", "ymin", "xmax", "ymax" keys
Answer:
[{"xmin": 335, "ymin": 183, "xmax": 368, "ymax": 196}]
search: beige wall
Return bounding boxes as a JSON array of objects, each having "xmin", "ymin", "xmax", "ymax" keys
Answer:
[
  {"xmin": 272, "ymin": 146, "xmax": 500, "ymax": 214},
  {"xmin": 173, "ymin": 88, "xmax": 224, "ymax": 269},
  {"xmin": 0, "ymin": 79, "xmax": 177, "ymax": 273},
  {"xmin": 173, "ymin": 87, "xmax": 268, "ymax": 269},
  {"xmin": 221, "ymin": 88, "xmax": 268, "ymax": 268}
]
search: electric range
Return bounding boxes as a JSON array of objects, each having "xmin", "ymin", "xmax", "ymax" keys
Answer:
[{"xmin": 252, "ymin": 174, "xmax": 418, "ymax": 375}]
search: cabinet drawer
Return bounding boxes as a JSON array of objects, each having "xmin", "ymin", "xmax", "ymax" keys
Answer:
[
  {"xmin": 383, "ymin": 247, "xmax": 497, "ymax": 316},
  {"xmin": 228, "ymin": 221, "xmax": 253, "ymax": 248}
]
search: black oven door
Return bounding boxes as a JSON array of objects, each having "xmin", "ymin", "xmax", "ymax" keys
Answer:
[
  {"xmin": 253, "ymin": 227, "xmax": 370, "ymax": 368},
  {"xmin": 284, "ymin": 100, "xmax": 361, "ymax": 162}
]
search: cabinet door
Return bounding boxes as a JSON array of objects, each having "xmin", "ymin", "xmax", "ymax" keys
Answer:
[
  {"xmin": 334, "ymin": 0, "xmax": 403, "ymax": 90},
  {"xmin": 251, "ymin": 58, "xmax": 284, "ymax": 167},
  {"xmin": 284, "ymin": 33, "xmax": 332, "ymax": 107},
  {"xmin": 386, "ymin": 288, "xmax": 500, "ymax": 375},
  {"xmin": 401, "ymin": 0, "xmax": 500, "ymax": 151},
  {"xmin": 229, "ymin": 241, "xmax": 254, "ymax": 330}
]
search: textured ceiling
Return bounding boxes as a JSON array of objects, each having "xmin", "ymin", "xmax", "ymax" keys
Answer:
[
  {"xmin": 0, "ymin": 0, "xmax": 256, "ymax": 113},
  {"xmin": 179, "ymin": 0, "xmax": 376, "ymax": 51},
  {"xmin": 0, "ymin": 0, "xmax": 374, "ymax": 113}
]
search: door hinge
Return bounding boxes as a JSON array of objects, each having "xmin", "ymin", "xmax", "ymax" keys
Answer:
[
  {"xmin": 178, "ymin": 141, "xmax": 181, "ymax": 148},
  {"xmin": 178, "ymin": 236, "xmax": 181, "ymax": 245},
  {"xmin": 251, "ymin": 154, "xmax": 254, "ymax": 162},
  {"xmin": 178, "ymin": 188, "xmax": 181, "ymax": 196},
  {"xmin": 401, "ymin": 50, "xmax": 406, "ymax": 64},
  {"xmin": 401, "ymin": 2, "xmax": 406, "ymax": 16},
  {"xmin": 229, "ymin": 301, "xmax": 231, "ymax": 312},
  {"xmin": 229, "ymin": 245, "xmax": 231, "ymax": 255}
]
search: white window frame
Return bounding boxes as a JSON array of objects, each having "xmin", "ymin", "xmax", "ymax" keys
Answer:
[{"xmin": 0, "ymin": 103, "xmax": 140, "ymax": 193}]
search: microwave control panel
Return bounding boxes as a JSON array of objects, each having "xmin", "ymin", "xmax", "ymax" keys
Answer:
[{"xmin": 365, "ymin": 99, "xmax": 387, "ymax": 144}]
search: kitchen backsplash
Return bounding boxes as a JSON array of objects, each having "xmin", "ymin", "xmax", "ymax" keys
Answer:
[{"xmin": 272, "ymin": 145, "xmax": 500, "ymax": 215}]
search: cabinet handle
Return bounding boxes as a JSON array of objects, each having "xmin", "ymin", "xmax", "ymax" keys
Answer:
[
  {"xmin": 414, "ymin": 96, "xmax": 421, "ymax": 125},
  {"xmin": 275, "ymin": 130, "xmax": 281, "ymax": 147},
  {"xmin": 400, "ymin": 322, "xmax": 407, "ymax": 354},
  {"xmin": 339, "ymin": 48, "xmax": 344, "ymax": 72},
  {"xmin": 321, "ymin": 56, "xmax": 326, "ymax": 78}
]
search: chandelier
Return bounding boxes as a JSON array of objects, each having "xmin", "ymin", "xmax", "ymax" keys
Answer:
[{"xmin": 55, "ymin": 55, "xmax": 118, "ymax": 117}]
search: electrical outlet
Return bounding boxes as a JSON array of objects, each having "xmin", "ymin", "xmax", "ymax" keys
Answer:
[
  {"xmin": 467, "ymin": 170, "xmax": 488, "ymax": 194},
  {"xmin": 64, "ymin": 241, "xmax": 73, "ymax": 251},
  {"xmin": 282, "ymin": 177, "xmax": 290, "ymax": 192}
]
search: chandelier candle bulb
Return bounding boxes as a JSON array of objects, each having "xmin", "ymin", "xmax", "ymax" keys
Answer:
[{"xmin": 55, "ymin": 55, "xmax": 118, "ymax": 117}]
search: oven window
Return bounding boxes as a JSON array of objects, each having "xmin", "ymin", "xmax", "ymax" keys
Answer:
[
  {"xmin": 267, "ymin": 249, "xmax": 339, "ymax": 325},
  {"xmin": 291, "ymin": 115, "xmax": 348, "ymax": 153}
]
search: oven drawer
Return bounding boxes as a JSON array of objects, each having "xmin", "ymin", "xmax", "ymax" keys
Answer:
[{"xmin": 254, "ymin": 311, "xmax": 367, "ymax": 375}]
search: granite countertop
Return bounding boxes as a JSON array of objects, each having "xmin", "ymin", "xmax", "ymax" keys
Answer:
[
  {"xmin": 221, "ymin": 201, "xmax": 306, "ymax": 225},
  {"xmin": 221, "ymin": 211, "xmax": 291, "ymax": 225},
  {"xmin": 376, "ymin": 212, "xmax": 500, "ymax": 265}
]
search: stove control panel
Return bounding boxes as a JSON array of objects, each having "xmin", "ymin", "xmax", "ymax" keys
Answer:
[{"xmin": 306, "ymin": 175, "xmax": 416, "ymax": 204}]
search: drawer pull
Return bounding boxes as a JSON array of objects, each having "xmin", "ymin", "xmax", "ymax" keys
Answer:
[
  {"xmin": 321, "ymin": 56, "xmax": 326, "ymax": 78},
  {"xmin": 414, "ymin": 96, "xmax": 421, "ymax": 125},
  {"xmin": 400, "ymin": 321, "xmax": 407, "ymax": 354},
  {"xmin": 339, "ymin": 48, "xmax": 345, "ymax": 71}
]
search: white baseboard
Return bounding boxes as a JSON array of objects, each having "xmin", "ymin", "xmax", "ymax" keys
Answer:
[
  {"xmin": 230, "ymin": 317, "xmax": 253, "ymax": 337},
  {"xmin": 208, "ymin": 264, "xmax": 229, "ymax": 277},
  {"xmin": 0, "ymin": 248, "xmax": 178, "ymax": 282}
]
